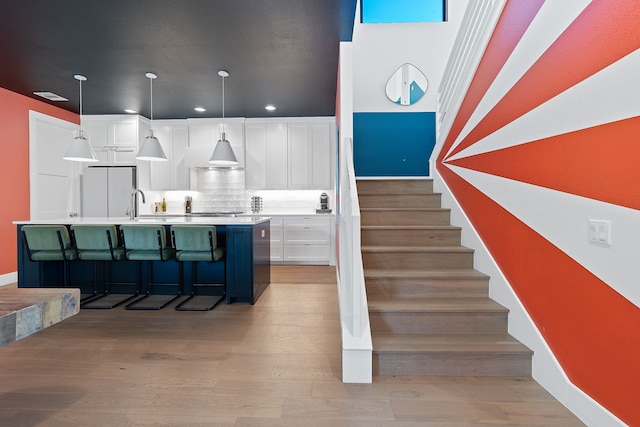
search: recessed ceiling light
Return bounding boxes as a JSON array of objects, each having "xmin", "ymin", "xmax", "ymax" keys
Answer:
[
  {"xmin": 265, "ymin": 104, "xmax": 276, "ymax": 111},
  {"xmin": 124, "ymin": 109, "xmax": 137, "ymax": 114},
  {"xmin": 194, "ymin": 107, "xmax": 206, "ymax": 112},
  {"xmin": 33, "ymin": 91, "xmax": 68, "ymax": 102}
]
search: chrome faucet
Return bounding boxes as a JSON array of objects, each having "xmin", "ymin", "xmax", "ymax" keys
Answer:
[{"xmin": 130, "ymin": 188, "xmax": 146, "ymax": 220}]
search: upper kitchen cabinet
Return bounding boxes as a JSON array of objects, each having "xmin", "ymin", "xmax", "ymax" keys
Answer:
[
  {"xmin": 185, "ymin": 118, "xmax": 245, "ymax": 168},
  {"xmin": 245, "ymin": 122, "xmax": 288, "ymax": 190},
  {"xmin": 288, "ymin": 122, "xmax": 332, "ymax": 189},
  {"xmin": 148, "ymin": 120, "xmax": 190, "ymax": 190},
  {"xmin": 81, "ymin": 115, "xmax": 149, "ymax": 165},
  {"xmin": 245, "ymin": 118, "xmax": 334, "ymax": 190}
]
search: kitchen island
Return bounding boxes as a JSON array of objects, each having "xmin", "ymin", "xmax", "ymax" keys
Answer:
[{"xmin": 14, "ymin": 216, "xmax": 271, "ymax": 305}]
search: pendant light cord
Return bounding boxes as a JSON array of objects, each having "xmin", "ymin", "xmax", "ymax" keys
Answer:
[
  {"xmin": 79, "ymin": 78, "xmax": 83, "ymax": 118},
  {"xmin": 77, "ymin": 75, "xmax": 85, "ymax": 134},
  {"xmin": 221, "ymin": 74, "xmax": 225, "ymax": 134},
  {"xmin": 150, "ymin": 76, "xmax": 154, "ymax": 121}
]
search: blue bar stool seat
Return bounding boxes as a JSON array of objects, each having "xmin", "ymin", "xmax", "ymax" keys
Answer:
[
  {"xmin": 171, "ymin": 225, "xmax": 225, "ymax": 311},
  {"xmin": 70, "ymin": 224, "xmax": 139, "ymax": 309},
  {"xmin": 22, "ymin": 225, "xmax": 76, "ymax": 261},
  {"xmin": 21, "ymin": 225, "xmax": 78, "ymax": 291},
  {"xmin": 120, "ymin": 224, "xmax": 180, "ymax": 310}
]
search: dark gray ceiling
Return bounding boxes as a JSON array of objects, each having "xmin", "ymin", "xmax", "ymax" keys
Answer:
[{"xmin": 0, "ymin": 0, "xmax": 356, "ymax": 119}]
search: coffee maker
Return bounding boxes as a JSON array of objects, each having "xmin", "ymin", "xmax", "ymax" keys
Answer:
[
  {"xmin": 320, "ymin": 193, "xmax": 329, "ymax": 210},
  {"xmin": 316, "ymin": 192, "xmax": 331, "ymax": 213}
]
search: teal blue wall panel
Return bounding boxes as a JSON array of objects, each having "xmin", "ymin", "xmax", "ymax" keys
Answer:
[
  {"xmin": 361, "ymin": 0, "xmax": 446, "ymax": 23},
  {"xmin": 353, "ymin": 112, "xmax": 435, "ymax": 176}
]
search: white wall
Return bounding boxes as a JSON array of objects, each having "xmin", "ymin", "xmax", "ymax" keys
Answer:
[{"xmin": 351, "ymin": 0, "xmax": 469, "ymax": 113}]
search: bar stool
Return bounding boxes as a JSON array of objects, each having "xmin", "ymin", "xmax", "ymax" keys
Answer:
[
  {"xmin": 70, "ymin": 224, "xmax": 139, "ymax": 309},
  {"xmin": 171, "ymin": 225, "xmax": 225, "ymax": 311},
  {"xmin": 21, "ymin": 225, "xmax": 78, "ymax": 292},
  {"xmin": 120, "ymin": 224, "xmax": 180, "ymax": 310}
]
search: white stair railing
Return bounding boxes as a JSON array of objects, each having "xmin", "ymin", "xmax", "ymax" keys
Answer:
[{"xmin": 337, "ymin": 136, "xmax": 372, "ymax": 383}]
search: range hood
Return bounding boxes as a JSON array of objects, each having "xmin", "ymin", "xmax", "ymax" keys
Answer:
[{"xmin": 184, "ymin": 146, "xmax": 244, "ymax": 169}]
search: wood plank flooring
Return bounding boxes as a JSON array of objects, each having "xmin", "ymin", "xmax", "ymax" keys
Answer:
[{"xmin": 0, "ymin": 266, "xmax": 583, "ymax": 426}]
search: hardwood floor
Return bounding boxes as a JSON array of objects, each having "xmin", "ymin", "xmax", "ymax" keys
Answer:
[{"xmin": 0, "ymin": 266, "xmax": 583, "ymax": 426}]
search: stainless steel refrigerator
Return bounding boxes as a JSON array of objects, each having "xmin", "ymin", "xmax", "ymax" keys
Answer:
[{"xmin": 81, "ymin": 166, "xmax": 136, "ymax": 217}]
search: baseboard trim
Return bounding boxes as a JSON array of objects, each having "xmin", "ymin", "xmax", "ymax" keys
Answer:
[{"xmin": 0, "ymin": 272, "xmax": 17, "ymax": 287}]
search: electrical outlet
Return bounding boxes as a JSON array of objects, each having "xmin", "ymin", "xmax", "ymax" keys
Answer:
[{"xmin": 588, "ymin": 219, "xmax": 611, "ymax": 245}]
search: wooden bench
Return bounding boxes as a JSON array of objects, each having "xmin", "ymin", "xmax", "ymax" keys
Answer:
[{"xmin": 0, "ymin": 287, "xmax": 80, "ymax": 348}]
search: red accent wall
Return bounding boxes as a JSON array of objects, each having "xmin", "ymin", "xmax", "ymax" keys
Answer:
[
  {"xmin": 436, "ymin": 1, "xmax": 640, "ymax": 424},
  {"xmin": 0, "ymin": 88, "xmax": 78, "ymax": 276}
]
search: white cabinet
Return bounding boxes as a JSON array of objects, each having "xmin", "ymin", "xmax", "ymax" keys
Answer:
[
  {"xmin": 245, "ymin": 122, "xmax": 288, "ymax": 190},
  {"xmin": 149, "ymin": 120, "xmax": 190, "ymax": 190},
  {"xmin": 245, "ymin": 118, "xmax": 333, "ymax": 190},
  {"xmin": 268, "ymin": 217, "xmax": 285, "ymax": 262},
  {"xmin": 289, "ymin": 122, "xmax": 332, "ymax": 189},
  {"xmin": 265, "ymin": 215, "xmax": 333, "ymax": 264},
  {"xmin": 82, "ymin": 115, "xmax": 149, "ymax": 165},
  {"xmin": 310, "ymin": 123, "xmax": 333, "ymax": 189},
  {"xmin": 288, "ymin": 124, "xmax": 310, "ymax": 189},
  {"xmin": 244, "ymin": 123, "xmax": 268, "ymax": 189},
  {"xmin": 186, "ymin": 118, "xmax": 245, "ymax": 168},
  {"xmin": 267, "ymin": 124, "xmax": 288, "ymax": 189}
]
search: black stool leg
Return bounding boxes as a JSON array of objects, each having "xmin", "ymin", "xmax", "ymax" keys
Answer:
[
  {"xmin": 126, "ymin": 260, "xmax": 181, "ymax": 310},
  {"xmin": 175, "ymin": 260, "xmax": 224, "ymax": 311}
]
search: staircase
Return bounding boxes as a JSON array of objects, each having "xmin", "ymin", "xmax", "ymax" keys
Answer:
[{"xmin": 358, "ymin": 179, "xmax": 532, "ymax": 377}]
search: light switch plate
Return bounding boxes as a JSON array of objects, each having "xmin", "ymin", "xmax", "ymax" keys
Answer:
[{"xmin": 588, "ymin": 219, "xmax": 611, "ymax": 245}]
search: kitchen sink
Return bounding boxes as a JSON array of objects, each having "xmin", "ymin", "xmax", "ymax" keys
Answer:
[{"xmin": 188, "ymin": 211, "xmax": 244, "ymax": 217}]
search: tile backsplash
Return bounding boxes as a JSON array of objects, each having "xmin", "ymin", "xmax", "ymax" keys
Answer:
[
  {"xmin": 144, "ymin": 169, "xmax": 333, "ymax": 214},
  {"xmin": 196, "ymin": 169, "xmax": 246, "ymax": 212},
  {"xmin": 249, "ymin": 189, "xmax": 332, "ymax": 213}
]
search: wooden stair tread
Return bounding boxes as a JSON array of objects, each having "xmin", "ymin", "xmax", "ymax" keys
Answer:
[
  {"xmin": 361, "ymin": 225, "xmax": 461, "ymax": 231},
  {"xmin": 361, "ymin": 207, "xmax": 448, "ymax": 212},
  {"xmin": 372, "ymin": 333, "xmax": 532, "ymax": 355},
  {"xmin": 365, "ymin": 268, "xmax": 488, "ymax": 279},
  {"xmin": 356, "ymin": 179, "xmax": 433, "ymax": 195},
  {"xmin": 358, "ymin": 191, "xmax": 441, "ymax": 195},
  {"xmin": 368, "ymin": 298, "xmax": 507, "ymax": 313},
  {"xmin": 361, "ymin": 245, "xmax": 474, "ymax": 253}
]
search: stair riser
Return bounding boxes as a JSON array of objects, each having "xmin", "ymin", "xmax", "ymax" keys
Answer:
[
  {"xmin": 357, "ymin": 180, "xmax": 433, "ymax": 194},
  {"xmin": 369, "ymin": 312, "xmax": 508, "ymax": 334},
  {"xmin": 365, "ymin": 278, "xmax": 489, "ymax": 299},
  {"xmin": 359, "ymin": 194, "xmax": 442, "ymax": 208},
  {"xmin": 361, "ymin": 210, "xmax": 451, "ymax": 226},
  {"xmin": 361, "ymin": 228, "xmax": 461, "ymax": 247},
  {"xmin": 363, "ymin": 251, "xmax": 474, "ymax": 270},
  {"xmin": 373, "ymin": 353, "xmax": 532, "ymax": 377}
]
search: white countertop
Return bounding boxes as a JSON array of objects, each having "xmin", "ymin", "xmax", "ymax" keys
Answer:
[
  {"xmin": 241, "ymin": 210, "xmax": 333, "ymax": 216},
  {"xmin": 138, "ymin": 210, "xmax": 334, "ymax": 217},
  {"xmin": 13, "ymin": 216, "xmax": 271, "ymax": 226}
]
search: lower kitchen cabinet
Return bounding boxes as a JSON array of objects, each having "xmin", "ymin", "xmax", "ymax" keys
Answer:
[
  {"xmin": 268, "ymin": 215, "xmax": 333, "ymax": 265},
  {"xmin": 283, "ymin": 244, "xmax": 331, "ymax": 263},
  {"xmin": 225, "ymin": 222, "xmax": 271, "ymax": 304},
  {"xmin": 269, "ymin": 217, "xmax": 284, "ymax": 262}
]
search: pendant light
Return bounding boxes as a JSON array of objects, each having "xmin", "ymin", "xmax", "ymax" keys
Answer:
[
  {"xmin": 63, "ymin": 74, "xmax": 98, "ymax": 162},
  {"xmin": 209, "ymin": 70, "xmax": 238, "ymax": 166},
  {"xmin": 136, "ymin": 72, "xmax": 168, "ymax": 161}
]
